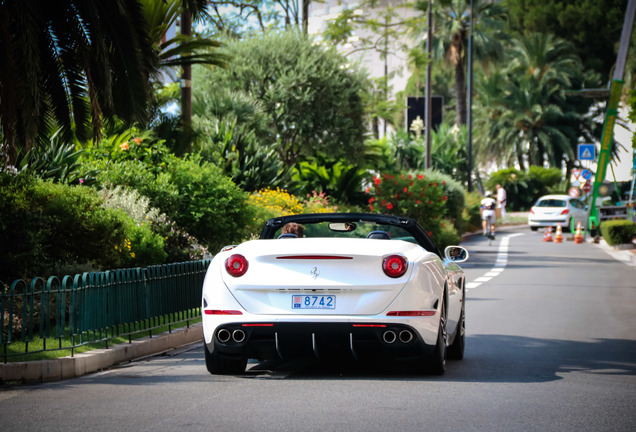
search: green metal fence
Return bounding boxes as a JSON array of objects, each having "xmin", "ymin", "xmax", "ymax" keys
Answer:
[{"xmin": 1, "ymin": 259, "xmax": 211, "ymax": 363}]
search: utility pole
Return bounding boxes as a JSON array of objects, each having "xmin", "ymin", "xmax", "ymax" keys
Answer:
[
  {"xmin": 425, "ymin": 0, "xmax": 432, "ymax": 168},
  {"xmin": 181, "ymin": 3, "xmax": 192, "ymax": 154},
  {"xmin": 466, "ymin": 0, "xmax": 474, "ymax": 191}
]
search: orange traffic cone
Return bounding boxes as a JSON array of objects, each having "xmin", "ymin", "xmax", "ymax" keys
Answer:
[
  {"xmin": 574, "ymin": 222, "xmax": 584, "ymax": 244},
  {"xmin": 554, "ymin": 223, "xmax": 563, "ymax": 243},
  {"xmin": 543, "ymin": 226, "xmax": 553, "ymax": 242}
]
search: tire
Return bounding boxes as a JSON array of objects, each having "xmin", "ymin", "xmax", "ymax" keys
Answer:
[
  {"xmin": 204, "ymin": 342, "xmax": 247, "ymax": 375},
  {"xmin": 564, "ymin": 218, "xmax": 572, "ymax": 233},
  {"xmin": 428, "ymin": 300, "xmax": 447, "ymax": 375},
  {"xmin": 447, "ymin": 307, "xmax": 465, "ymax": 360},
  {"xmin": 530, "ymin": 226, "xmax": 538, "ymax": 231}
]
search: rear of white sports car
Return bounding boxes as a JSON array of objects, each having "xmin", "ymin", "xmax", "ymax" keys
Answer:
[{"xmin": 202, "ymin": 236, "xmax": 460, "ymax": 374}]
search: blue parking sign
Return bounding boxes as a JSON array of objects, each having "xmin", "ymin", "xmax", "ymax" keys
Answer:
[{"xmin": 578, "ymin": 144, "xmax": 595, "ymax": 161}]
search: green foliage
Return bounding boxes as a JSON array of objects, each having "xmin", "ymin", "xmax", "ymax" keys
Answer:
[
  {"xmin": 0, "ymin": 174, "xmax": 167, "ymax": 282},
  {"xmin": 82, "ymin": 127, "xmax": 170, "ymax": 174},
  {"xmin": 15, "ymin": 130, "xmax": 98, "ymax": 186},
  {"xmin": 503, "ymin": 0, "xmax": 627, "ymax": 79},
  {"xmin": 462, "ymin": 191, "xmax": 484, "ymax": 233},
  {"xmin": 193, "ymin": 117, "xmax": 292, "ymax": 191},
  {"xmin": 166, "ymin": 156, "xmax": 252, "ymax": 251},
  {"xmin": 423, "ymin": 170, "xmax": 466, "ymax": 230},
  {"xmin": 193, "ymin": 31, "xmax": 368, "ymax": 167},
  {"xmin": 368, "ymin": 172, "xmax": 449, "ymax": 246},
  {"xmin": 599, "ymin": 220, "xmax": 636, "ymax": 246},
  {"xmin": 473, "ymin": 32, "xmax": 600, "ymax": 170},
  {"xmin": 99, "ymin": 186, "xmax": 208, "ymax": 262},
  {"xmin": 293, "ymin": 159, "xmax": 371, "ymax": 206},
  {"xmin": 86, "ymin": 149, "xmax": 253, "ymax": 253},
  {"xmin": 247, "ymin": 188, "xmax": 305, "ymax": 235},
  {"xmin": 487, "ymin": 166, "xmax": 563, "ymax": 210}
]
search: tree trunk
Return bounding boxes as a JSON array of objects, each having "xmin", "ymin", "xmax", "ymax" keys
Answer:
[
  {"xmin": 455, "ymin": 59, "xmax": 467, "ymax": 126},
  {"xmin": 181, "ymin": 4, "xmax": 192, "ymax": 154}
]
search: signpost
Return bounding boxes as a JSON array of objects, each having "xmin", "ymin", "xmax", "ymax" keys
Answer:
[{"xmin": 578, "ymin": 144, "xmax": 596, "ymax": 161}]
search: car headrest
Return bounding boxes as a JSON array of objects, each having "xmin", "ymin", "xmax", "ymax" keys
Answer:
[
  {"xmin": 277, "ymin": 233, "xmax": 298, "ymax": 239},
  {"xmin": 366, "ymin": 230, "xmax": 390, "ymax": 240}
]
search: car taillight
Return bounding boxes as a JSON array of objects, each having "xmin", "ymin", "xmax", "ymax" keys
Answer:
[
  {"xmin": 560, "ymin": 209, "xmax": 569, "ymax": 215},
  {"xmin": 225, "ymin": 254, "xmax": 248, "ymax": 277},
  {"xmin": 383, "ymin": 255, "xmax": 408, "ymax": 278}
]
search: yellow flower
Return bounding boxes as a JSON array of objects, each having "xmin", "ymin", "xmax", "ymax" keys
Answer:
[{"xmin": 120, "ymin": 142, "xmax": 130, "ymax": 151}]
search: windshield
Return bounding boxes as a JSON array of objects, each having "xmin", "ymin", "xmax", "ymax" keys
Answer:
[
  {"xmin": 274, "ymin": 220, "xmax": 417, "ymax": 244},
  {"xmin": 536, "ymin": 199, "xmax": 566, "ymax": 208}
]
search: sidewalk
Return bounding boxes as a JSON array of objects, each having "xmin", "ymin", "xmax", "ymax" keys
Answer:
[
  {"xmin": 591, "ymin": 237, "xmax": 636, "ymax": 267},
  {"xmin": 1, "ymin": 323, "xmax": 203, "ymax": 384}
]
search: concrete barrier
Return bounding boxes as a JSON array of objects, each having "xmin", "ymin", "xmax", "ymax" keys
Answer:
[{"xmin": 1, "ymin": 323, "xmax": 203, "ymax": 384}]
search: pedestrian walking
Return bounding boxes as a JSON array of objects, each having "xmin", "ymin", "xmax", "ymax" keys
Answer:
[{"xmin": 496, "ymin": 184, "xmax": 507, "ymax": 221}]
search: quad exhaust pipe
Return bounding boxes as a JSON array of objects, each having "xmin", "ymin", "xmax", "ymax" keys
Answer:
[
  {"xmin": 216, "ymin": 328, "xmax": 247, "ymax": 344},
  {"xmin": 383, "ymin": 329, "xmax": 414, "ymax": 344}
]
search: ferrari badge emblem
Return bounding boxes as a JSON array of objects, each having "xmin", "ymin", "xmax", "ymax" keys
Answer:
[{"xmin": 310, "ymin": 266, "xmax": 320, "ymax": 279}]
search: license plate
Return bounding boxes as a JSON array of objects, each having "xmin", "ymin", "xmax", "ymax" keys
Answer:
[{"xmin": 292, "ymin": 295, "xmax": 336, "ymax": 309}]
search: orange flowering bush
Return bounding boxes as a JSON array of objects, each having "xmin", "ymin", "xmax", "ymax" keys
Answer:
[{"xmin": 368, "ymin": 172, "xmax": 448, "ymax": 241}]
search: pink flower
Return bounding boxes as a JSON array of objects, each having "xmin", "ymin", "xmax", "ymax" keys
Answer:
[{"xmin": 387, "ymin": 203, "xmax": 393, "ymax": 210}]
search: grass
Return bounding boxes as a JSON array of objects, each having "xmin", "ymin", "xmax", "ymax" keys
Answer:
[
  {"xmin": 499, "ymin": 215, "xmax": 528, "ymax": 226},
  {"xmin": 2, "ymin": 316, "xmax": 202, "ymax": 363}
]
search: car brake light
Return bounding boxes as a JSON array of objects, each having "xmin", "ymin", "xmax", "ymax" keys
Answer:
[
  {"xmin": 383, "ymin": 255, "xmax": 407, "ymax": 278},
  {"xmin": 204, "ymin": 310, "xmax": 243, "ymax": 315},
  {"xmin": 387, "ymin": 311, "xmax": 436, "ymax": 316},
  {"xmin": 560, "ymin": 209, "xmax": 569, "ymax": 215},
  {"xmin": 225, "ymin": 254, "xmax": 248, "ymax": 277}
]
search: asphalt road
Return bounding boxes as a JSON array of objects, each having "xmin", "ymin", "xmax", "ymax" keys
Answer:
[{"xmin": 1, "ymin": 226, "xmax": 635, "ymax": 432}]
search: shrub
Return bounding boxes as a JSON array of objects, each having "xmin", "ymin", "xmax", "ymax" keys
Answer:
[
  {"xmin": 99, "ymin": 186, "xmax": 209, "ymax": 262},
  {"xmin": 487, "ymin": 167, "xmax": 563, "ymax": 211},
  {"xmin": 368, "ymin": 172, "xmax": 447, "ymax": 246},
  {"xmin": 462, "ymin": 191, "xmax": 483, "ymax": 233},
  {"xmin": 248, "ymin": 188, "xmax": 304, "ymax": 234},
  {"xmin": 87, "ymin": 156, "xmax": 252, "ymax": 253},
  {"xmin": 302, "ymin": 190, "xmax": 339, "ymax": 214},
  {"xmin": 422, "ymin": 170, "xmax": 465, "ymax": 231},
  {"xmin": 0, "ymin": 174, "xmax": 122, "ymax": 282},
  {"xmin": 599, "ymin": 220, "xmax": 636, "ymax": 246}
]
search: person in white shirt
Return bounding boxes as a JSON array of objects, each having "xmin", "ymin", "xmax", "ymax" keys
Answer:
[
  {"xmin": 496, "ymin": 184, "xmax": 507, "ymax": 220},
  {"xmin": 480, "ymin": 193, "xmax": 497, "ymax": 237}
]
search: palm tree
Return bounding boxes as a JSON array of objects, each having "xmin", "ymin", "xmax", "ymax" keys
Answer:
[
  {"xmin": 425, "ymin": 0, "xmax": 507, "ymax": 126},
  {"xmin": 474, "ymin": 33, "xmax": 595, "ymax": 171},
  {"xmin": 0, "ymin": 0, "xmax": 159, "ymax": 167}
]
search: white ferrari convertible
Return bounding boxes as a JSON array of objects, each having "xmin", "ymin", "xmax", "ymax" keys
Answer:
[{"xmin": 201, "ymin": 213, "xmax": 468, "ymax": 375}]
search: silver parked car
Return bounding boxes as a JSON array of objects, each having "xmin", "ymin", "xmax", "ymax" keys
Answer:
[{"xmin": 528, "ymin": 194, "xmax": 587, "ymax": 232}]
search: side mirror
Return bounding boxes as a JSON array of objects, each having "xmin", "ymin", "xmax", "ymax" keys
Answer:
[{"xmin": 444, "ymin": 246, "xmax": 469, "ymax": 263}]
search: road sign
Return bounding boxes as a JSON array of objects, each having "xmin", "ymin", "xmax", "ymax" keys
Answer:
[
  {"xmin": 568, "ymin": 187, "xmax": 580, "ymax": 198},
  {"xmin": 581, "ymin": 169, "xmax": 592, "ymax": 180},
  {"xmin": 571, "ymin": 169, "xmax": 582, "ymax": 180},
  {"xmin": 578, "ymin": 144, "xmax": 596, "ymax": 161},
  {"xmin": 582, "ymin": 182, "xmax": 592, "ymax": 193}
]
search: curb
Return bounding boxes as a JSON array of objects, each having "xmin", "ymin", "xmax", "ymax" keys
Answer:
[
  {"xmin": 589, "ymin": 238, "xmax": 636, "ymax": 267},
  {"xmin": 1, "ymin": 323, "xmax": 203, "ymax": 384}
]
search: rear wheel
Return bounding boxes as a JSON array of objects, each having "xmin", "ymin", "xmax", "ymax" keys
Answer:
[
  {"xmin": 428, "ymin": 301, "xmax": 447, "ymax": 375},
  {"xmin": 447, "ymin": 307, "xmax": 465, "ymax": 360},
  {"xmin": 204, "ymin": 343, "xmax": 247, "ymax": 375}
]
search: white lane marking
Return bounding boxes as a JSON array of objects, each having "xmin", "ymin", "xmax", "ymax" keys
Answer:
[{"xmin": 466, "ymin": 234, "xmax": 523, "ymax": 290}]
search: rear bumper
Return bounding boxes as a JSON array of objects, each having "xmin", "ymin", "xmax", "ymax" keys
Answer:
[
  {"xmin": 206, "ymin": 321, "xmax": 436, "ymax": 362},
  {"xmin": 528, "ymin": 217, "xmax": 568, "ymax": 227}
]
